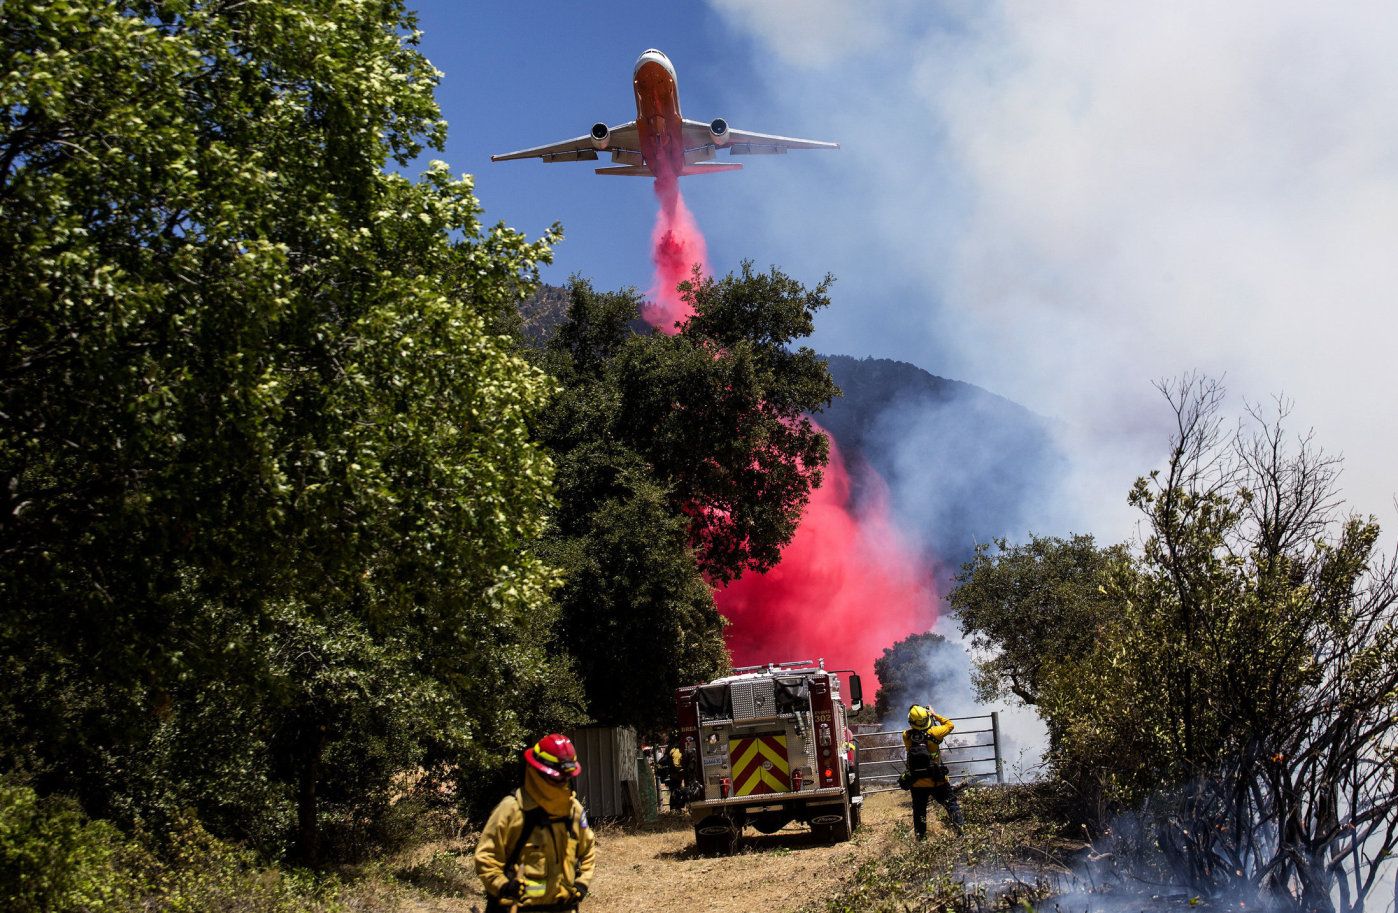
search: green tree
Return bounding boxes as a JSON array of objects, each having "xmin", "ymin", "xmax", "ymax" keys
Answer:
[
  {"xmin": 871, "ymin": 631, "xmax": 959, "ymax": 723},
  {"xmin": 534, "ymin": 270, "xmax": 839, "ymax": 729},
  {"xmin": 951, "ymin": 535, "xmax": 1125, "ymax": 708},
  {"xmin": 668, "ymin": 265, "xmax": 841, "ymax": 584},
  {"xmin": 0, "ymin": 0, "xmax": 576, "ymax": 860}
]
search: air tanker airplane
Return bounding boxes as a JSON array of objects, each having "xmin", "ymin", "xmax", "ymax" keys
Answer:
[{"xmin": 491, "ymin": 49, "xmax": 838, "ymax": 177}]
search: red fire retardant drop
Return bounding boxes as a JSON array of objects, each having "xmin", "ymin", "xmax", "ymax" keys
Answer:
[
  {"xmin": 645, "ymin": 173, "xmax": 707, "ymax": 334},
  {"xmin": 642, "ymin": 176, "xmax": 938, "ymax": 693},
  {"xmin": 714, "ymin": 432, "xmax": 939, "ymax": 692}
]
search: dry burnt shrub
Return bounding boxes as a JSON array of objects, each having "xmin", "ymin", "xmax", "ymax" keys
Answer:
[
  {"xmin": 809, "ymin": 785, "xmax": 1073, "ymax": 913},
  {"xmin": 1048, "ymin": 376, "xmax": 1398, "ymax": 913}
]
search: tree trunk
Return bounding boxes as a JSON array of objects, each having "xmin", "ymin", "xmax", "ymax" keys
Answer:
[{"xmin": 294, "ymin": 717, "xmax": 325, "ymax": 864}]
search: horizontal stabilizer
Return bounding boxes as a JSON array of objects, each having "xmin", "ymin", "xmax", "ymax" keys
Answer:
[
  {"xmin": 595, "ymin": 162, "xmax": 744, "ymax": 177},
  {"xmin": 595, "ymin": 165, "xmax": 654, "ymax": 177},
  {"xmin": 680, "ymin": 163, "xmax": 742, "ymax": 175}
]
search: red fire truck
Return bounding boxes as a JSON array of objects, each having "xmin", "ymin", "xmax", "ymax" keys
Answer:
[{"xmin": 674, "ymin": 659, "xmax": 864, "ymax": 855}]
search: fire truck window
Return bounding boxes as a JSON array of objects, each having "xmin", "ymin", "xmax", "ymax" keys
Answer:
[
  {"xmin": 697, "ymin": 683, "xmax": 731, "ymax": 719},
  {"xmin": 775, "ymin": 677, "xmax": 810, "ymax": 714}
]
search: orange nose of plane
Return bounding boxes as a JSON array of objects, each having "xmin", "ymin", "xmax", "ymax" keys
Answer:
[
  {"xmin": 634, "ymin": 60, "xmax": 673, "ymax": 94},
  {"xmin": 633, "ymin": 58, "xmax": 679, "ymax": 134}
]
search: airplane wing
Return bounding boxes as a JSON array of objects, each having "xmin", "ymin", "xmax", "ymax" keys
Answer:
[
  {"xmin": 492, "ymin": 121, "xmax": 642, "ymax": 163},
  {"xmin": 681, "ymin": 119, "xmax": 839, "ymax": 155}
]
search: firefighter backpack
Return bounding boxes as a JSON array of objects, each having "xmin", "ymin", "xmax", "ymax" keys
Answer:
[{"xmin": 906, "ymin": 728, "xmax": 934, "ymax": 775}]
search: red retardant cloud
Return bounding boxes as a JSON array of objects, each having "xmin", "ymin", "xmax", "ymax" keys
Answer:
[
  {"xmin": 645, "ymin": 173, "xmax": 707, "ymax": 334},
  {"xmin": 641, "ymin": 175, "xmax": 938, "ymax": 695},
  {"xmin": 714, "ymin": 431, "xmax": 939, "ymax": 692}
]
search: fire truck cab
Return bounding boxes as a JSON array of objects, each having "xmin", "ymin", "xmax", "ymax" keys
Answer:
[{"xmin": 675, "ymin": 659, "xmax": 864, "ymax": 855}]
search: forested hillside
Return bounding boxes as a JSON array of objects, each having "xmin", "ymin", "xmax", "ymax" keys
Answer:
[{"xmin": 524, "ymin": 287, "xmax": 1065, "ymax": 575}]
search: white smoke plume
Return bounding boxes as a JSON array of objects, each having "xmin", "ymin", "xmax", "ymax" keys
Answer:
[
  {"xmin": 928, "ymin": 614, "xmax": 1049, "ymax": 783},
  {"xmin": 703, "ymin": 0, "xmax": 1398, "ymax": 542},
  {"xmin": 872, "ymin": 617, "xmax": 1049, "ymax": 783}
]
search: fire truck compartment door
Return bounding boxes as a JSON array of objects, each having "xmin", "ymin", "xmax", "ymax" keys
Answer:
[
  {"xmin": 696, "ymin": 683, "xmax": 731, "ymax": 719},
  {"xmin": 774, "ymin": 677, "xmax": 810, "ymax": 713},
  {"xmin": 730, "ymin": 678, "xmax": 777, "ymax": 721}
]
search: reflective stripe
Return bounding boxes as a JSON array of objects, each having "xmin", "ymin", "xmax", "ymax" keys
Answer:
[{"xmin": 729, "ymin": 735, "xmax": 790, "ymax": 796}]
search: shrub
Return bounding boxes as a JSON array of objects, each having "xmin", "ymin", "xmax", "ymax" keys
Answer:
[
  {"xmin": 0, "ymin": 782, "xmax": 139, "ymax": 912},
  {"xmin": 0, "ymin": 781, "xmax": 343, "ymax": 913}
]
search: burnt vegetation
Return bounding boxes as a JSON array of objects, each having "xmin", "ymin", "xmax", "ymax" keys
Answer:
[{"xmin": 956, "ymin": 374, "xmax": 1398, "ymax": 913}]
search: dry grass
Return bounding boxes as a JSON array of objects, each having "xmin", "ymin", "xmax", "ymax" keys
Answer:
[{"xmin": 344, "ymin": 790, "xmax": 925, "ymax": 913}]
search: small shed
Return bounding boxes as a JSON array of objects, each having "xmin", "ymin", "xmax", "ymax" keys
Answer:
[{"xmin": 566, "ymin": 726, "xmax": 639, "ymax": 820}]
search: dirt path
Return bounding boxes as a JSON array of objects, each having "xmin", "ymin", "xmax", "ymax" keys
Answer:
[
  {"xmin": 387, "ymin": 790, "xmax": 927, "ymax": 913},
  {"xmin": 585, "ymin": 791, "xmax": 912, "ymax": 913}
]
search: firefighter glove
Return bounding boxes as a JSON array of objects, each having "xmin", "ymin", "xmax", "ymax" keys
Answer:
[{"xmin": 499, "ymin": 879, "xmax": 522, "ymax": 900}]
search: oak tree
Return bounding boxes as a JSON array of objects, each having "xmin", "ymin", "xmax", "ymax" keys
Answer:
[
  {"xmin": 534, "ymin": 270, "xmax": 839, "ymax": 729},
  {"xmin": 1, "ymin": 0, "xmax": 575, "ymax": 858}
]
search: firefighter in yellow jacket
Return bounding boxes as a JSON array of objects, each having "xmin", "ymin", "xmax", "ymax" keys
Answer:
[
  {"xmin": 903, "ymin": 705, "xmax": 964, "ymax": 838},
  {"xmin": 475, "ymin": 734, "xmax": 595, "ymax": 911}
]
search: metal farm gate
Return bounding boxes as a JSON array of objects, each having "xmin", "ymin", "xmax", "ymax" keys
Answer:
[{"xmin": 854, "ymin": 713, "xmax": 1004, "ymax": 793}]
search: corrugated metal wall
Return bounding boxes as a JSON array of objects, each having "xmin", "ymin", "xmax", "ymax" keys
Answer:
[{"xmin": 566, "ymin": 726, "xmax": 638, "ymax": 820}]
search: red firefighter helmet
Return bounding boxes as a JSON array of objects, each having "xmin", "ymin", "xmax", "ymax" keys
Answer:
[{"xmin": 524, "ymin": 733, "xmax": 581, "ymax": 781}]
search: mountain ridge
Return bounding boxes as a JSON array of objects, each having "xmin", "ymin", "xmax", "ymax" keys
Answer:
[{"xmin": 520, "ymin": 285, "xmax": 1063, "ymax": 571}]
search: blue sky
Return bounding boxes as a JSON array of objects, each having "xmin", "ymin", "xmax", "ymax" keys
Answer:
[
  {"xmin": 411, "ymin": 3, "xmax": 841, "ymax": 314},
  {"xmin": 407, "ymin": 2, "xmax": 1398, "ymax": 542},
  {"xmin": 408, "ymin": 4, "xmax": 976, "ymax": 443}
]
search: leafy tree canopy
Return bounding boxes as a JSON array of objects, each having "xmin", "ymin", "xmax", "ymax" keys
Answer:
[
  {"xmin": 533, "ymin": 269, "xmax": 839, "ymax": 729},
  {"xmin": 872, "ymin": 630, "xmax": 962, "ymax": 723},
  {"xmin": 951, "ymin": 534, "xmax": 1126, "ymax": 709},
  {"xmin": 1, "ymin": 0, "xmax": 576, "ymax": 859}
]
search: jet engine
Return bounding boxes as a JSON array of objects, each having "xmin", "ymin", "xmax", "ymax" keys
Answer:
[
  {"xmin": 709, "ymin": 118, "xmax": 730, "ymax": 145},
  {"xmin": 590, "ymin": 122, "xmax": 611, "ymax": 150}
]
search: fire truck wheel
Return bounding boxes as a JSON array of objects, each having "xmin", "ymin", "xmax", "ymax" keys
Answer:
[{"xmin": 694, "ymin": 817, "xmax": 739, "ymax": 856}]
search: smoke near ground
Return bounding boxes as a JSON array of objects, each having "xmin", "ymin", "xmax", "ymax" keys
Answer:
[
  {"xmin": 928, "ymin": 615, "xmax": 1048, "ymax": 780},
  {"xmin": 872, "ymin": 620, "xmax": 1048, "ymax": 780},
  {"xmin": 814, "ymin": 357, "xmax": 1058, "ymax": 776}
]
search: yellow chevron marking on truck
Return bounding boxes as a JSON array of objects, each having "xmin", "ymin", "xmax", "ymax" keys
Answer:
[{"xmin": 729, "ymin": 734, "xmax": 790, "ymax": 796}]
